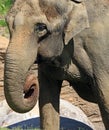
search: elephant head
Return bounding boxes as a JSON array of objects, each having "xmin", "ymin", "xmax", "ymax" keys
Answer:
[{"xmin": 4, "ymin": 0, "xmax": 89, "ymax": 113}]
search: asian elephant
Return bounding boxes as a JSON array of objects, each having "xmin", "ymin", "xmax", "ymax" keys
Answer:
[{"xmin": 4, "ymin": 0, "xmax": 109, "ymax": 129}]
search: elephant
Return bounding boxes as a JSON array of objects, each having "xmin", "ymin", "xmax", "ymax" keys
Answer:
[{"xmin": 4, "ymin": 0, "xmax": 109, "ymax": 129}]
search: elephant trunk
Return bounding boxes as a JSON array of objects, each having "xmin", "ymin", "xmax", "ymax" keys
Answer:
[{"xmin": 4, "ymin": 42, "xmax": 39, "ymax": 113}]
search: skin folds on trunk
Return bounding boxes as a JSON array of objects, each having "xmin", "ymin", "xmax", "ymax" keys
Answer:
[{"xmin": 4, "ymin": 40, "xmax": 39, "ymax": 113}]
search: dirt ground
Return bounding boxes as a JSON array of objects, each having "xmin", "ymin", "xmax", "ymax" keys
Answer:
[{"xmin": 0, "ymin": 35, "xmax": 105, "ymax": 130}]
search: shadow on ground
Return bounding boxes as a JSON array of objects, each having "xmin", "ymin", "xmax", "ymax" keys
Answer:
[{"xmin": 7, "ymin": 117, "xmax": 93, "ymax": 130}]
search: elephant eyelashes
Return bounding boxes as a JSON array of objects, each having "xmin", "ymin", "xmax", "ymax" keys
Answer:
[{"xmin": 34, "ymin": 23, "xmax": 51, "ymax": 42}]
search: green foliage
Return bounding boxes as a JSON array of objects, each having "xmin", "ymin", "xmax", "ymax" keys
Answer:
[
  {"xmin": 0, "ymin": 0, "xmax": 13, "ymax": 15},
  {"xmin": 0, "ymin": 0, "xmax": 13, "ymax": 27},
  {"xmin": 0, "ymin": 19, "xmax": 7, "ymax": 26}
]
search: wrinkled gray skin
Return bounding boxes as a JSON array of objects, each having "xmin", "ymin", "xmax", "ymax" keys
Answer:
[{"xmin": 4, "ymin": 0, "xmax": 109, "ymax": 129}]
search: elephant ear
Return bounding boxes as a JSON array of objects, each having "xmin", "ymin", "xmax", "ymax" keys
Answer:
[{"xmin": 64, "ymin": 0, "xmax": 89, "ymax": 44}]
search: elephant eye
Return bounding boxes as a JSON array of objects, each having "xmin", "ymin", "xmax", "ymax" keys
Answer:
[
  {"xmin": 35, "ymin": 23, "xmax": 48, "ymax": 37},
  {"xmin": 35, "ymin": 23, "xmax": 47, "ymax": 31},
  {"xmin": 34, "ymin": 23, "xmax": 51, "ymax": 42}
]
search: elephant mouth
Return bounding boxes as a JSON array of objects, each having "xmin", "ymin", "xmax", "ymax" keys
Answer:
[
  {"xmin": 24, "ymin": 85, "xmax": 35, "ymax": 99},
  {"xmin": 23, "ymin": 67, "xmax": 39, "ymax": 104}
]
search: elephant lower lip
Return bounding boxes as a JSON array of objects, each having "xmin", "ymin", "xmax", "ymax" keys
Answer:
[
  {"xmin": 37, "ymin": 54, "xmax": 59, "ymax": 66},
  {"xmin": 36, "ymin": 54, "xmax": 49, "ymax": 64}
]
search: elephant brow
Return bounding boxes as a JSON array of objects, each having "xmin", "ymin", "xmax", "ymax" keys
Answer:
[{"xmin": 39, "ymin": 3, "xmax": 60, "ymax": 20}]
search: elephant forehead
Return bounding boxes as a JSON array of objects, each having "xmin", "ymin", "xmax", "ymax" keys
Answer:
[
  {"xmin": 20, "ymin": 1, "xmax": 42, "ymax": 17},
  {"xmin": 39, "ymin": 0, "xmax": 68, "ymax": 19},
  {"xmin": 8, "ymin": 0, "xmax": 46, "ymax": 27},
  {"xmin": 7, "ymin": 0, "xmax": 68, "ymax": 24},
  {"xmin": 8, "ymin": 0, "xmax": 42, "ymax": 19},
  {"xmin": 39, "ymin": 4, "xmax": 60, "ymax": 20}
]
